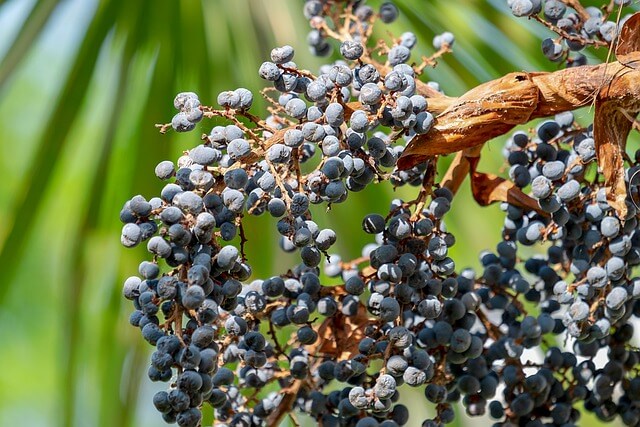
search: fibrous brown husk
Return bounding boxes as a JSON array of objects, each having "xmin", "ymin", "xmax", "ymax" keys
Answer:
[
  {"xmin": 399, "ymin": 71, "xmax": 540, "ymax": 165},
  {"xmin": 615, "ymin": 12, "xmax": 640, "ymax": 67},
  {"xmin": 398, "ymin": 60, "xmax": 640, "ymax": 162},
  {"xmin": 398, "ymin": 13, "xmax": 640, "ymax": 217}
]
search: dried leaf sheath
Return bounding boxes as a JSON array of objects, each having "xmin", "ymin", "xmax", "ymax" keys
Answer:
[
  {"xmin": 398, "ymin": 54, "xmax": 640, "ymax": 216},
  {"xmin": 470, "ymin": 170, "xmax": 547, "ymax": 216},
  {"xmin": 440, "ymin": 147, "xmax": 481, "ymax": 196},
  {"xmin": 594, "ymin": 102, "xmax": 634, "ymax": 218},
  {"xmin": 399, "ymin": 61, "xmax": 640, "ymax": 166},
  {"xmin": 439, "ymin": 147, "xmax": 544, "ymax": 216},
  {"xmin": 397, "ymin": 72, "xmax": 539, "ymax": 168},
  {"xmin": 616, "ymin": 12, "xmax": 640, "ymax": 66}
]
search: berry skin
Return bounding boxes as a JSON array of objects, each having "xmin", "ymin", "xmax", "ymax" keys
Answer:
[
  {"xmin": 340, "ymin": 41, "xmax": 364, "ymax": 60},
  {"xmin": 171, "ymin": 112, "xmax": 195, "ymax": 132},
  {"xmin": 259, "ymin": 62, "xmax": 280, "ymax": 81},
  {"xmin": 388, "ymin": 45, "xmax": 411, "ymax": 66},
  {"xmin": 359, "ymin": 83, "xmax": 383, "ymax": 105},
  {"xmin": 379, "ymin": 2, "xmax": 399, "ymax": 23},
  {"xmin": 270, "ymin": 45, "xmax": 295, "ymax": 64},
  {"xmin": 511, "ymin": 0, "xmax": 535, "ymax": 17}
]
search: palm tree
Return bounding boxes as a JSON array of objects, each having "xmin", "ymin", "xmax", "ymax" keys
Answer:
[{"xmin": 0, "ymin": 1, "xmax": 629, "ymax": 426}]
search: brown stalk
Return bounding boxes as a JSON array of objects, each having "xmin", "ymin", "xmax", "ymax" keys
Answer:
[
  {"xmin": 440, "ymin": 146, "xmax": 482, "ymax": 196},
  {"xmin": 470, "ymin": 169, "xmax": 549, "ymax": 217},
  {"xmin": 560, "ymin": 0, "xmax": 590, "ymax": 21}
]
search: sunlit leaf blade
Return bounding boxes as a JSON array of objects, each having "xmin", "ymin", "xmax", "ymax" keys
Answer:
[
  {"xmin": 0, "ymin": 0, "xmax": 58, "ymax": 87},
  {"xmin": 65, "ymin": 18, "xmax": 145, "ymax": 427},
  {"xmin": 0, "ymin": 0, "xmax": 124, "ymax": 303}
]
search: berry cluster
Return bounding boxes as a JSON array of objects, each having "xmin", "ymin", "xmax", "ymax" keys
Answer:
[
  {"xmin": 508, "ymin": 0, "xmax": 634, "ymax": 66},
  {"xmin": 119, "ymin": 1, "xmax": 640, "ymax": 426},
  {"xmin": 501, "ymin": 116, "xmax": 640, "ymax": 337}
]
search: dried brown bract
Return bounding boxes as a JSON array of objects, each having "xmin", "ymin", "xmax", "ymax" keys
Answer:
[{"xmin": 399, "ymin": 13, "xmax": 640, "ymax": 217}]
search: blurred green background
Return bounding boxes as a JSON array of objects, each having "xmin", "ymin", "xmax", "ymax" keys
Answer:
[{"xmin": 0, "ymin": 1, "xmax": 636, "ymax": 426}]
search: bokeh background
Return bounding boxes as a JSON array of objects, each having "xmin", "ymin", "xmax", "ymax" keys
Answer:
[{"xmin": 0, "ymin": 0, "xmax": 637, "ymax": 426}]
